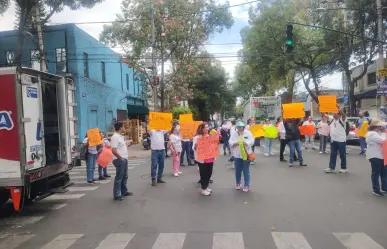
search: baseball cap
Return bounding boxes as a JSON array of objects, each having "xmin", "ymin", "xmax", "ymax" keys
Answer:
[{"xmin": 236, "ymin": 121, "xmax": 245, "ymax": 127}]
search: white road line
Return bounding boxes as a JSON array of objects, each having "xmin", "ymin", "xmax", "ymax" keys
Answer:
[
  {"xmin": 49, "ymin": 204, "xmax": 67, "ymax": 210},
  {"xmin": 40, "ymin": 234, "xmax": 83, "ymax": 249},
  {"xmin": 334, "ymin": 233, "xmax": 384, "ymax": 249},
  {"xmin": 69, "ymin": 175, "xmax": 86, "ymax": 179},
  {"xmin": 67, "ymin": 186, "xmax": 98, "ymax": 192},
  {"xmin": 3, "ymin": 216, "xmax": 44, "ymax": 228},
  {"xmin": 152, "ymin": 233, "xmax": 186, "ymax": 249},
  {"xmin": 95, "ymin": 233, "xmax": 135, "ymax": 249},
  {"xmin": 44, "ymin": 194, "xmax": 85, "ymax": 201},
  {"xmin": 0, "ymin": 234, "xmax": 35, "ymax": 249},
  {"xmin": 213, "ymin": 233, "xmax": 244, "ymax": 249},
  {"xmin": 72, "ymin": 180, "xmax": 111, "ymax": 184},
  {"xmin": 272, "ymin": 232, "xmax": 312, "ymax": 249}
]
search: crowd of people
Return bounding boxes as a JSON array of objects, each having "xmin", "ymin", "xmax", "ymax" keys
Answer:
[{"xmin": 81, "ymin": 105, "xmax": 387, "ymax": 200}]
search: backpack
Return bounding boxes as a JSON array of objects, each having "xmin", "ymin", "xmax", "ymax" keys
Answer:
[{"xmin": 337, "ymin": 119, "xmax": 350, "ymax": 136}]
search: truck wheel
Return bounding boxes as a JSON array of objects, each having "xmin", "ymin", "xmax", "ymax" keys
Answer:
[{"xmin": 0, "ymin": 191, "xmax": 9, "ymax": 207}]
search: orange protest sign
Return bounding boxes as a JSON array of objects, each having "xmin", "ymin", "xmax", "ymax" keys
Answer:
[
  {"xmin": 96, "ymin": 147, "xmax": 113, "ymax": 168},
  {"xmin": 180, "ymin": 121, "xmax": 201, "ymax": 139},
  {"xmin": 87, "ymin": 128, "xmax": 103, "ymax": 147},
  {"xmin": 299, "ymin": 125, "xmax": 316, "ymax": 135},
  {"xmin": 148, "ymin": 112, "xmax": 173, "ymax": 130},
  {"xmin": 318, "ymin": 95, "xmax": 338, "ymax": 113},
  {"xmin": 179, "ymin": 114, "xmax": 193, "ymax": 123},
  {"xmin": 249, "ymin": 124, "xmax": 264, "ymax": 138},
  {"xmin": 282, "ymin": 103, "xmax": 304, "ymax": 119},
  {"xmin": 196, "ymin": 135, "xmax": 220, "ymax": 161}
]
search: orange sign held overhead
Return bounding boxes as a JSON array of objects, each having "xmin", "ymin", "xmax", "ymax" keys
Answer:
[
  {"xmin": 179, "ymin": 114, "xmax": 193, "ymax": 123},
  {"xmin": 87, "ymin": 128, "xmax": 103, "ymax": 147},
  {"xmin": 249, "ymin": 124, "xmax": 264, "ymax": 138},
  {"xmin": 300, "ymin": 125, "xmax": 316, "ymax": 135},
  {"xmin": 196, "ymin": 135, "xmax": 220, "ymax": 161},
  {"xmin": 180, "ymin": 121, "xmax": 201, "ymax": 139},
  {"xmin": 318, "ymin": 95, "xmax": 338, "ymax": 113},
  {"xmin": 148, "ymin": 112, "xmax": 173, "ymax": 130},
  {"xmin": 282, "ymin": 103, "xmax": 304, "ymax": 119}
]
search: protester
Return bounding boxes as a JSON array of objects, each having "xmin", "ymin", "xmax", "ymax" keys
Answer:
[
  {"xmin": 303, "ymin": 116, "xmax": 316, "ymax": 150},
  {"xmin": 284, "ymin": 118, "xmax": 307, "ymax": 167},
  {"xmin": 278, "ymin": 117, "xmax": 288, "ymax": 162},
  {"xmin": 263, "ymin": 119, "xmax": 275, "ymax": 156},
  {"xmin": 180, "ymin": 135, "xmax": 194, "ymax": 166},
  {"xmin": 317, "ymin": 117, "xmax": 330, "ymax": 154},
  {"xmin": 83, "ymin": 134, "xmax": 98, "ymax": 184},
  {"xmin": 366, "ymin": 119, "xmax": 387, "ymax": 196},
  {"xmin": 193, "ymin": 122, "xmax": 215, "ymax": 196},
  {"xmin": 164, "ymin": 133, "xmax": 170, "ymax": 158},
  {"xmin": 220, "ymin": 122, "xmax": 231, "ymax": 156},
  {"xmin": 325, "ymin": 106, "xmax": 347, "ymax": 173},
  {"xmin": 169, "ymin": 126, "xmax": 183, "ymax": 177},
  {"xmin": 97, "ymin": 132, "xmax": 112, "ymax": 180},
  {"xmin": 149, "ymin": 129, "xmax": 168, "ymax": 186},
  {"xmin": 111, "ymin": 122, "xmax": 132, "ymax": 201},
  {"xmin": 246, "ymin": 118, "xmax": 257, "ymax": 164},
  {"xmin": 357, "ymin": 112, "xmax": 370, "ymax": 155}
]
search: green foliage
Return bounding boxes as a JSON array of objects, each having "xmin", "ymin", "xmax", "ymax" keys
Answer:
[
  {"xmin": 0, "ymin": 0, "xmax": 10, "ymax": 15},
  {"xmin": 171, "ymin": 106, "xmax": 192, "ymax": 120}
]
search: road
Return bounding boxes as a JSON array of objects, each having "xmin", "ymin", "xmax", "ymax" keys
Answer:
[{"xmin": 0, "ymin": 142, "xmax": 387, "ymax": 249}]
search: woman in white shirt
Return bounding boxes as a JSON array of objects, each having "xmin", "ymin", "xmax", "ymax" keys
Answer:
[
  {"xmin": 317, "ymin": 117, "xmax": 330, "ymax": 154},
  {"xmin": 97, "ymin": 132, "xmax": 111, "ymax": 180},
  {"xmin": 365, "ymin": 119, "xmax": 387, "ymax": 196},
  {"xmin": 169, "ymin": 126, "xmax": 183, "ymax": 177},
  {"xmin": 263, "ymin": 119, "xmax": 275, "ymax": 156}
]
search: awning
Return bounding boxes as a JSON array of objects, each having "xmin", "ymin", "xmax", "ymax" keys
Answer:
[
  {"xmin": 127, "ymin": 104, "xmax": 149, "ymax": 116},
  {"xmin": 337, "ymin": 89, "xmax": 377, "ymax": 102}
]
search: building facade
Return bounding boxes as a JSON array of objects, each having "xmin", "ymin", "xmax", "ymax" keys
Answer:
[{"xmin": 0, "ymin": 24, "xmax": 148, "ymax": 140}]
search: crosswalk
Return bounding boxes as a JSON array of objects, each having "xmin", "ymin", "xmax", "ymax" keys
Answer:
[{"xmin": 0, "ymin": 231, "xmax": 385, "ymax": 249}]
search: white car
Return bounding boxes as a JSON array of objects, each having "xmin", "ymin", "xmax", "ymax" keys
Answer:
[{"xmin": 346, "ymin": 117, "xmax": 359, "ymax": 142}]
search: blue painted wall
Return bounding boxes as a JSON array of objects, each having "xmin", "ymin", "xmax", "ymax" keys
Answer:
[{"xmin": 0, "ymin": 24, "xmax": 147, "ymax": 141}]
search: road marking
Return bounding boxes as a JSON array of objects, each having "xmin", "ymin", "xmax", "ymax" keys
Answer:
[
  {"xmin": 2, "ymin": 216, "xmax": 44, "ymax": 228},
  {"xmin": 152, "ymin": 233, "xmax": 186, "ymax": 249},
  {"xmin": 49, "ymin": 204, "xmax": 67, "ymax": 210},
  {"xmin": 44, "ymin": 194, "xmax": 85, "ymax": 200},
  {"xmin": 40, "ymin": 234, "xmax": 83, "ymax": 249},
  {"xmin": 334, "ymin": 233, "xmax": 384, "ymax": 249},
  {"xmin": 69, "ymin": 175, "xmax": 86, "ymax": 179},
  {"xmin": 272, "ymin": 232, "xmax": 312, "ymax": 249},
  {"xmin": 0, "ymin": 234, "xmax": 35, "ymax": 249},
  {"xmin": 72, "ymin": 180, "xmax": 111, "ymax": 184},
  {"xmin": 213, "ymin": 233, "xmax": 244, "ymax": 249},
  {"xmin": 95, "ymin": 233, "xmax": 135, "ymax": 249},
  {"xmin": 67, "ymin": 186, "xmax": 98, "ymax": 192}
]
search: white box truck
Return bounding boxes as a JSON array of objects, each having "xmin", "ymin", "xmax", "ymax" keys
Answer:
[
  {"xmin": 243, "ymin": 96, "xmax": 282, "ymax": 123},
  {"xmin": 0, "ymin": 67, "xmax": 78, "ymax": 211}
]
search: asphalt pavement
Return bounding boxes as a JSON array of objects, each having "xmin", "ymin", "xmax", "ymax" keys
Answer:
[{"xmin": 0, "ymin": 141, "xmax": 387, "ymax": 249}]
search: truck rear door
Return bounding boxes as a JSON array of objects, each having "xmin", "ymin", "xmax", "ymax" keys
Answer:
[
  {"xmin": 66, "ymin": 78, "xmax": 78, "ymax": 161},
  {"xmin": 20, "ymin": 73, "xmax": 45, "ymax": 171}
]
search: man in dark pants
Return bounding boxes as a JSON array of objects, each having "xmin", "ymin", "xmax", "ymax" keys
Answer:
[
  {"xmin": 180, "ymin": 138, "xmax": 194, "ymax": 166},
  {"xmin": 279, "ymin": 118, "xmax": 298, "ymax": 162},
  {"xmin": 150, "ymin": 130, "xmax": 168, "ymax": 186}
]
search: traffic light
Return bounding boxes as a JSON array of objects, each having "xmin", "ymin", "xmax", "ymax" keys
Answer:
[{"xmin": 285, "ymin": 24, "xmax": 294, "ymax": 53}]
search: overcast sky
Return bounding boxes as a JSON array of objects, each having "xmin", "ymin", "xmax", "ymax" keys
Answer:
[{"xmin": 0, "ymin": 0, "xmax": 342, "ymax": 92}]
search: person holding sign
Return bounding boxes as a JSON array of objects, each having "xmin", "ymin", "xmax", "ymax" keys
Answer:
[
  {"xmin": 97, "ymin": 132, "xmax": 112, "ymax": 180},
  {"xmin": 229, "ymin": 121, "xmax": 254, "ymax": 192},
  {"xmin": 302, "ymin": 116, "xmax": 316, "ymax": 150},
  {"xmin": 357, "ymin": 112, "xmax": 370, "ymax": 155},
  {"xmin": 192, "ymin": 123, "xmax": 215, "ymax": 196},
  {"xmin": 317, "ymin": 117, "xmax": 330, "ymax": 154},
  {"xmin": 284, "ymin": 119, "xmax": 307, "ymax": 167},
  {"xmin": 111, "ymin": 123, "xmax": 132, "ymax": 201},
  {"xmin": 83, "ymin": 132, "xmax": 100, "ymax": 184},
  {"xmin": 149, "ymin": 129, "xmax": 168, "ymax": 186},
  {"xmin": 263, "ymin": 119, "xmax": 276, "ymax": 156},
  {"xmin": 169, "ymin": 126, "xmax": 183, "ymax": 177}
]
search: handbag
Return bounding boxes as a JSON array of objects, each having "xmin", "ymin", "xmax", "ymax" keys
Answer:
[{"xmin": 243, "ymin": 144, "xmax": 255, "ymax": 162}]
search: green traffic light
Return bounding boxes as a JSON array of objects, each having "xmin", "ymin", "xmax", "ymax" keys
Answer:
[{"xmin": 286, "ymin": 40, "xmax": 293, "ymax": 46}]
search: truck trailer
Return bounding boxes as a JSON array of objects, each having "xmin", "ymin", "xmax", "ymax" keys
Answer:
[
  {"xmin": 0, "ymin": 67, "xmax": 78, "ymax": 211},
  {"xmin": 243, "ymin": 96, "xmax": 282, "ymax": 123}
]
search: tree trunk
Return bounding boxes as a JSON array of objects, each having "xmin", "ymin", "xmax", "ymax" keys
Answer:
[
  {"xmin": 160, "ymin": 39, "xmax": 165, "ymax": 112},
  {"xmin": 15, "ymin": 5, "xmax": 29, "ymax": 67},
  {"xmin": 310, "ymin": 69, "xmax": 320, "ymax": 104}
]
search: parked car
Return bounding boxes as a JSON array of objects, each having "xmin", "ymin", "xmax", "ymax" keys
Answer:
[{"xmin": 346, "ymin": 117, "xmax": 360, "ymax": 142}]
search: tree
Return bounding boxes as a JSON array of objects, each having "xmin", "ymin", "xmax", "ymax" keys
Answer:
[
  {"xmin": 9, "ymin": 0, "xmax": 105, "ymax": 66},
  {"xmin": 171, "ymin": 106, "xmax": 192, "ymax": 120},
  {"xmin": 100, "ymin": 0, "xmax": 234, "ymax": 111},
  {"xmin": 0, "ymin": 0, "xmax": 10, "ymax": 15}
]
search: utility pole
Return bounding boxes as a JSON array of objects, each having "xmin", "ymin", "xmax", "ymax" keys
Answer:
[
  {"xmin": 34, "ymin": 6, "xmax": 47, "ymax": 72},
  {"xmin": 151, "ymin": 0, "xmax": 158, "ymax": 111},
  {"xmin": 376, "ymin": 0, "xmax": 385, "ymax": 114}
]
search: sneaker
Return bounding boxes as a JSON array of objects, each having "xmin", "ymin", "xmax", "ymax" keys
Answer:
[
  {"xmin": 280, "ymin": 159, "xmax": 287, "ymax": 162},
  {"xmin": 359, "ymin": 151, "xmax": 365, "ymax": 155},
  {"xmin": 270, "ymin": 153, "xmax": 275, "ymax": 156},
  {"xmin": 373, "ymin": 191, "xmax": 384, "ymax": 197},
  {"xmin": 103, "ymin": 174, "xmax": 111, "ymax": 178},
  {"xmin": 236, "ymin": 184, "xmax": 241, "ymax": 190},
  {"xmin": 123, "ymin": 192, "xmax": 133, "ymax": 197},
  {"xmin": 283, "ymin": 152, "xmax": 287, "ymax": 155},
  {"xmin": 250, "ymin": 161, "xmax": 256, "ymax": 165},
  {"xmin": 381, "ymin": 189, "xmax": 387, "ymax": 193},
  {"xmin": 319, "ymin": 151, "xmax": 323, "ymax": 154},
  {"xmin": 114, "ymin": 196, "xmax": 124, "ymax": 201},
  {"xmin": 264, "ymin": 153, "xmax": 269, "ymax": 156},
  {"xmin": 99, "ymin": 176, "xmax": 106, "ymax": 180},
  {"xmin": 288, "ymin": 163, "xmax": 293, "ymax": 167},
  {"xmin": 173, "ymin": 173, "xmax": 179, "ymax": 177},
  {"xmin": 339, "ymin": 169, "xmax": 348, "ymax": 173},
  {"xmin": 157, "ymin": 178, "xmax": 166, "ymax": 183},
  {"xmin": 300, "ymin": 162, "xmax": 307, "ymax": 166},
  {"xmin": 201, "ymin": 189, "xmax": 211, "ymax": 196},
  {"xmin": 151, "ymin": 179, "xmax": 157, "ymax": 186},
  {"xmin": 323, "ymin": 151, "xmax": 328, "ymax": 154},
  {"xmin": 325, "ymin": 168, "xmax": 335, "ymax": 173},
  {"xmin": 243, "ymin": 186, "xmax": 249, "ymax": 192},
  {"xmin": 178, "ymin": 171, "xmax": 183, "ymax": 175},
  {"xmin": 206, "ymin": 188, "xmax": 212, "ymax": 193},
  {"xmin": 87, "ymin": 181, "xmax": 96, "ymax": 184}
]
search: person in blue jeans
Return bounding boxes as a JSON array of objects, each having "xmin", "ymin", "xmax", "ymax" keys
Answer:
[
  {"xmin": 325, "ymin": 107, "xmax": 348, "ymax": 173},
  {"xmin": 284, "ymin": 118, "xmax": 307, "ymax": 167},
  {"xmin": 82, "ymin": 134, "xmax": 98, "ymax": 184},
  {"xmin": 111, "ymin": 122, "xmax": 132, "ymax": 201},
  {"xmin": 180, "ymin": 139, "xmax": 194, "ymax": 166},
  {"xmin": 97, "ymin": 132, "xmax": 112, "ymax": 180},
  {"xmin": 229, "ymin": 121, "xmax": 255, "ymax": 192},
  {"xmin": 150, "ymin": 130, "xmax": 168, "ymax": 186}
]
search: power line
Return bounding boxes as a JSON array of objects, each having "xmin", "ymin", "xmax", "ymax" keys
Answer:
[{"xmin": 49, "ymin": 1, "xmax": 260, "ymax": 25}]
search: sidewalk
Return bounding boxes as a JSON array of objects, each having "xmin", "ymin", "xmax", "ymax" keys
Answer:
[{"xmin": 127, "ymin": 143, "xmax": 151, "ymax": 158}]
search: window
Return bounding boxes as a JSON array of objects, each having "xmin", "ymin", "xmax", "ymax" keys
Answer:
[
  {"xmin": 83, "ymin": 53, "xmax": 89, "ymax": 77},
  {"xmin": 30, "ymin": 50, "xmax": 40, "ymax": 70},
  {"xmin": 367, "ymin": 72, "xmax": 376, "ymax": 85},
  {"xmin": 126, "ymin": 74, "xmax": 129, "ymax": 90},
  {"xmin": 56, "ymin": 48, "xmax": 67, "ymax": 73},
  {"xmin": 5, "ymin": 51, "xmax": 15, "ymax": 65},
  {"xmin": 101, "ymin": 62, "xmax": 106, "ymax": 83}
]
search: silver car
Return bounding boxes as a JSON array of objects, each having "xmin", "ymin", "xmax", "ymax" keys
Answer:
[{"xmin": 345, "ymin": 117, "xmax": 359, "ymax": 141}]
